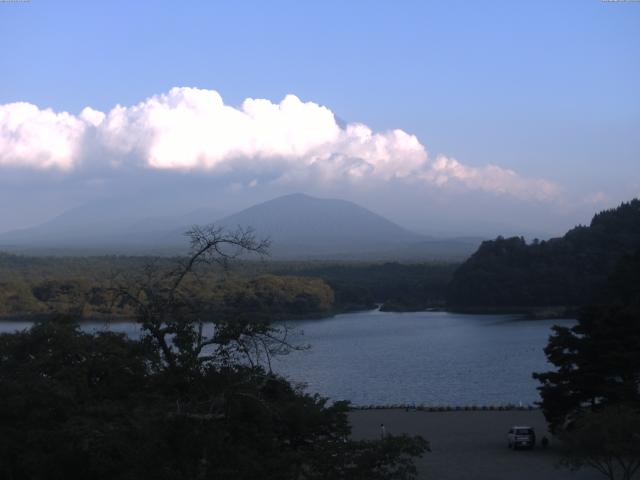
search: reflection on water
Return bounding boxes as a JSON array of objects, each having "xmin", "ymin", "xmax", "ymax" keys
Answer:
[{"xmin": 0, "ymin": 310, "xmax": 572, "ymax": 406}]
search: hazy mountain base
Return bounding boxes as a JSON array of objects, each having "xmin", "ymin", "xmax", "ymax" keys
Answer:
[{"xmin": 0, "ymin": 193, "xmax": 482, "ymax": 261}]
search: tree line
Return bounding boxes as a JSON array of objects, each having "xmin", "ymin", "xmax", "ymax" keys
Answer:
[
  {"xmin": 0, "ymin": 272, "xmax": 334, "ymax": 320},
  {"xmin": 0, "ymin": 226, "xmax": 428, "ymax": 479},
  {"xmin": 447, "ymin": 199, "xmax": 640, "ymax": 309},
  {"xmin": 0, "ymin": 254, "xmax": 458, "ymax": 318},
  {"xmin": 533, "ymin": 249, "xmax": 640, "ymax": 479}
]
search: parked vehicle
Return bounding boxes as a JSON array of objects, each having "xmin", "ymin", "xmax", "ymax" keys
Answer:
[{"xmin": 507, "ymin": 426, "xmax": 536, "ymax": 449}]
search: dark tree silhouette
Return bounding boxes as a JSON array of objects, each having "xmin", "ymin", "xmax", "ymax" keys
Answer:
[
  {"xmin": 560, "ymin": 405, "xmax": 640, "ymax": 480},
  {"xmin": 107, "ymin": 225, "xmax": 304, "ymax": 371},
  {"xmin": 533, "ymin": 250, "xmax": 640, "ymax": 432},
  {"xmin": 448, "ymin": 199, "xmax": 640, "ymax": 309},
  {"xmin": 0, "ymin": 225, "xmax": 429, "ymax": 480},
  {"xmin": 534, "ymin": 250, "xmax": 640, "ymax": 479}
]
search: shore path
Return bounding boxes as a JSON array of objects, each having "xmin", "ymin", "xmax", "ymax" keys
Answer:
[{"xmin": 349, "ymin": 409, "xmax": 600, "ymax": 480}]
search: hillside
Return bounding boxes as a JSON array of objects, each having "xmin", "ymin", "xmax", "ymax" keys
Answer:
[
  {"xmin": 0, "ymin": 199, "xmax": 223, "ymax": 253},
  {"xmin": 447, "ymin": 199, "xmax": 640, "ymax": 309},
  {"xmin": 213, "ymin": 193, "xmax": 481, "ymax": 260},
  {"xmin": 214, "ymin": 193, "xmax": 423, "ymax": 256},
  {"xmin": 0, "ymin": 193, "xmax": 481, "ymax": 260}
]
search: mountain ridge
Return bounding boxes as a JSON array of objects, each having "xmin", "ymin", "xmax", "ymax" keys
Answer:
[
  {"xmin": 0, "ymin": 193, "xmax": 481, "ymax": 260},
  {"xmin": 447, "ymin": 198, "xmax": 640, "ymax": 308}
]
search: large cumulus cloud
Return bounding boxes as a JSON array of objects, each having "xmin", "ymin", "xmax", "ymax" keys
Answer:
[
  {"xmin": 0, "ymin": 102, "xmax": 86, "ymax": 169},
  {"xmin": 0, "ymin": 87, "xmax": 559, "ymax": 201}
]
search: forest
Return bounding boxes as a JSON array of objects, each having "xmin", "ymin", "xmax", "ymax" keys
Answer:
[
  {"xmin": 2, "ymin": 199, "xmax": 639, "ymax": 320},
  {"xmin": 0, "ymin": 227, "xmax": 428, "ymax": 479},
  {"xmin": 447, "ymin": 199, "xmax": 640, "ymax": 310},
  {"xmin": 0, "ymin": 253, "xmax": 457, "ymax": 320},
  {"xmin": 269, "ymin": 262, "xmax": 456, "ymax": 312}
]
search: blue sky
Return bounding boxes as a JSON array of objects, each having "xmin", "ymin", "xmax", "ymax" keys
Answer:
[{"xmin": 0, "ymin": 0, "xmax": 638, "ymax": 235}]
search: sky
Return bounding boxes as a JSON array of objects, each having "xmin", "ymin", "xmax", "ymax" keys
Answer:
[{"xmin": 0, "ymin": 0, "xmax": 639, "ymax": 237}]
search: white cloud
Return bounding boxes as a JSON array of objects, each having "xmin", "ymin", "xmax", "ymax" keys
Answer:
[
  {"xmin": 0, "ymin": 87, "xmax": 560, "ymax": 201},
  {"xmin": 0, "ymin": 102, "xmax": 87, "ymax": 169},
  {"xmin": 581, "ymin": 191, "xmax": 609, "ymax": 206},
  {"xmin": 79, "ymin": 107, "xmax": 106, "ymax": 127},
  {"xmin": 419, "ymin": 156, "xmax": 559, "ymax": 201}
]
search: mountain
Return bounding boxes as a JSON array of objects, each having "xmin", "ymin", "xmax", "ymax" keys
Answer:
[
  {"xmin": 0, "ymin": 193, "xmax": 481, "ymax": 260},
  {"xmin": 0, "ymin": 199, "xmax": 224, "ymax": 254},
  {"xmin": 447, "ymin": 199, "xmax": 640, "ymax": 309},
  {"xmin": 212, "ymin": 193, "xmax": 422, "ymax": 257}
]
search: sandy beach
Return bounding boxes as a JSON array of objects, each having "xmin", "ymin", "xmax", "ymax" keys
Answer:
[{"xmin": 349, "ymin": 409, "xmax": 601, "ymax": 480}]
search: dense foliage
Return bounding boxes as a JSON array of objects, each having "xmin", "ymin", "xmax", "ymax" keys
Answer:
[
  {"xmin": 447, "ymin": 199, "xmax": 640, "ymax": 308},
  {"xmin": 533, "ymin": 250, "xmax": 640, "ymax": 433},
  {"xmin": 0, "ymin": 227, "xmax": 429, "ymax": 479},
  {"xmin": 0, "ymin": 321, "xmax": 428, "ymax": 480},
  {"xmin": 271, "ymin": 262, "xmax": 457, "ymax": 311},
  {"xmin": 0, "ymin": 254, "xmax": 457, "ymax": 317},
  {"xmin": 559, "ymin": 405, "xmax": 640, "ymax": 480},
  {"xmin": 0, "ymin": 274, "xmax": 333, "ymax": 320}
]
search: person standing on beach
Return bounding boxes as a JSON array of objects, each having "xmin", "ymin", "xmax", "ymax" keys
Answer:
[{"xmin": 380, "ymin": 423, "xmax": 386, "ymax": 439}]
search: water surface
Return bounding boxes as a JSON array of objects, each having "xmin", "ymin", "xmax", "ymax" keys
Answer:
[
  {"xmin": 272, "ymin": 310, "xmax": 571, "ymax": 406},
  {"xmin": 0, "ymin": 310, "xmax": 570, "ymax": 406}
]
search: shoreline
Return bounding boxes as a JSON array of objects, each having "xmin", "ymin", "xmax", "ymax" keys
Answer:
[
  {"xmin": 349, "ymin": 404, "xmax": 539, "ymax": 412},
  {"xmin": 0, "ymin": 304, "xmax": 578, "ymax": 323},
  {"xmin": 446, "ymin": 305, "xmax": 579, "ymax": 319}
]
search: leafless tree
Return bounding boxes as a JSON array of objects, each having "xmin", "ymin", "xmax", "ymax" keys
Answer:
[{"xmin": 112, "ymin": 224, "xmax": 300, "ymax": 373}]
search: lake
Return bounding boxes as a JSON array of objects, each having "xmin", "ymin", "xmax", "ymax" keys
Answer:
[
  {"xmin": 273, "ymin": 310, "xmax": 571, "ymax": 407},
  {"xmin": 0, "ymin": 310, "xmax": 571, "ymax": 407}
]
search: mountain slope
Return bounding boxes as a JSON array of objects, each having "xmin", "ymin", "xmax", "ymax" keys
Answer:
[
  {"xmin": 447, "ymin": 199, "xmax": 640, "ymax": 308},
  {"xmin": 0, "ymin": 193, "xmax": 479, "ymax": 260},
  {"xmin": 213, "ymin": 193, "xmax": 424, "ymax": 257},
  {"xmin": 0, "ymin": 199, "xmax": 223, "ymax": 251}
]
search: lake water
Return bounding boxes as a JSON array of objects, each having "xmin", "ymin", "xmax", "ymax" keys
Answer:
[
  {"xmin": 0, "ymin": 310, "xmax": 571, "ymax": 407},
  {"xmin": 273, "ymin": 310, "xmax": 572, "ymax": 407}
]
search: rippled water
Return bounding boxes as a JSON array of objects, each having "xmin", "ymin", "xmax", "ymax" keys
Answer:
[
  {"xmin": 272, "ymin": 310, "xmax": 572, "ymax": 406},
  {"xmin": 0, "ymin": 310, "xmax": 571, "ymax": 406}
]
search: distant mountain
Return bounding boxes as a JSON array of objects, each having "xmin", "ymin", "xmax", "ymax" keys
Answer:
[
  {"xmin": 0, "ymin": 199, "xmax": 224, "ymax": 253},
  {"xmin": 0, "ymin": 193, "xmax": 481, "ymax": 260},
  {"xmin": 447, "ymin": 199, "xmax": 640, "ymax": 308},
  {"xmin": 213, "ymin": 193, "xmax": 422, "ymax": 257}
]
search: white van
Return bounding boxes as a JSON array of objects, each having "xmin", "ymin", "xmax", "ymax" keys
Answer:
[{"xmin": 507, "ymin": 426, "xmax": 536, "ymax": 449}]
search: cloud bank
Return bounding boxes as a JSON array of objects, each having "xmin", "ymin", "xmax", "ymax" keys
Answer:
[{"xmin": 0, "ymin": 87, "xmax": 559, "ymax": 201}]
